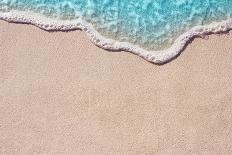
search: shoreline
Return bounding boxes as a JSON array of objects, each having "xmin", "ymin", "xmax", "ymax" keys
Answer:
[{"xmin": 1, "ymin": 10, "xmax": 232, "ymax": 64}]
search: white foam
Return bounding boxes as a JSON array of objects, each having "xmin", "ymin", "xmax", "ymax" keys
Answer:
[{"xmin": 1, "ymin": 10, "xmax": 232, "ymax": 64}]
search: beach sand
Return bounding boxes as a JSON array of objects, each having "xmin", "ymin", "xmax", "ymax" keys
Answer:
[{"xmin": 0, "ymin": 20, "xmax": 232, "ymax": 154}]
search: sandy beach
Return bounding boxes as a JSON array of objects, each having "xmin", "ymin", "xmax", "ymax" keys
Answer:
[{"xmin": 1, "ymin": 20, "xmax": 232, "ymax": 154}]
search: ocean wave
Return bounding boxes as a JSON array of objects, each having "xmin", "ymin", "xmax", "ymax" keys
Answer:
[{"xmin": 1, "ymin": 10, "xmax": 232, "ymax": 64}]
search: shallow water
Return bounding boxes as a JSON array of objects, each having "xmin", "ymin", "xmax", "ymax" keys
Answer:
[{"xmin": 1, "ymin": 0, "xmax": 232, "ymax": 51}]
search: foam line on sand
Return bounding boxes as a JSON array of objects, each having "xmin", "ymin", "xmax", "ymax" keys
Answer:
[{"xmin": 1, "ymin": 10, "xmax": 232, "ymax": 64}]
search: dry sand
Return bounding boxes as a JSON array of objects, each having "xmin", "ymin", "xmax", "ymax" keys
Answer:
[{"xmin": 0, "ymin": 20, "xmax": 232, "ymax": 155}]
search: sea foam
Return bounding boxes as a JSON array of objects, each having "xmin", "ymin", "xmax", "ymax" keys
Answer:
[{"xmin": 0, "ymin": 0, "xmax": 232, "ymax": 64}]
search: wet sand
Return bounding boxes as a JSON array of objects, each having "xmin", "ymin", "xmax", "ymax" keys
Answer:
[{"xmin": 1, "ymin": 20, "xmax": 232, "ymax": 154}]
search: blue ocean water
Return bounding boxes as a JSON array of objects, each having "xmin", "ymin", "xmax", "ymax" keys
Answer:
[{"xmin": 1, "ymin": 0, "xmax": 232, "ymax": 50}]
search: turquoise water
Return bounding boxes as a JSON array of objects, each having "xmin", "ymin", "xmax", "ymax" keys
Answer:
[{"xmin": 1, "ymin": 0, "xmax": 232, "ymax": 50}]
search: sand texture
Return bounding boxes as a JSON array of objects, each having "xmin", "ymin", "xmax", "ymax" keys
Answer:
[{"xmin": 1, "ymin": 21, "xmax": 232, "ymax": 155}]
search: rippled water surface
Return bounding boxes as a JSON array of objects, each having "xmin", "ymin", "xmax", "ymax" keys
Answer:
[{"xmin": 1, "ymin": 0, "xmax": 232, "ymax": 50}]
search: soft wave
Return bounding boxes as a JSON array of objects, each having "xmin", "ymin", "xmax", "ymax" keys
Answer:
[{"xmin": 1, "ymin": 10, "xmax": 232, "ymax": 64}]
